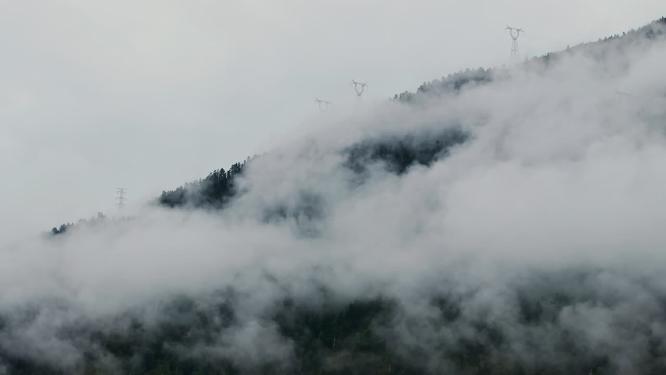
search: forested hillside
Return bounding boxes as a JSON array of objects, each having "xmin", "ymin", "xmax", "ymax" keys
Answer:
[{"xmin": 21, "ymin": 17, "xmax": 666, "ymax": 375}]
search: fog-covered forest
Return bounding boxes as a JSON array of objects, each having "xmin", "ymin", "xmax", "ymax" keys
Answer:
[{"xmin": 4, "ymin": 16, "xmax": 666, "ymax": 375}]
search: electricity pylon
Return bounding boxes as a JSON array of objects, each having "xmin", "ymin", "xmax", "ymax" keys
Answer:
[
  {"xmin": 351, "ymin": 80, "xmax": 367, "ymax": 97},
  {"xmin": 116, "ymin": 188, "xmax": 126, "ymax": 209},
  {"xmin": 315, "ymin": 98, "xmax": 331, "ymax": 111},
  {"xmin": 506, "ymin": 26, "xmax": 524, "ymax": 59}
]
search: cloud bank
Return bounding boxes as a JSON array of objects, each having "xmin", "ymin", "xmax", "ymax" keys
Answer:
[{"xmin": 1, "ymin": 19, "xmax": 666, "ymax": 375}]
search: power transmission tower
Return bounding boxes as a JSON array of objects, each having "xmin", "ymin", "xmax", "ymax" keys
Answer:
[
  {"xmin": 505, "ymin": 26, "xmax": 524, "ymax": 59},
  {"xmin": 351, "ymin": 80, "xmax": 367, "ymax": 97},
  {"xmin": 315, "ymin": 98, "xmax": 331, "ymax": 111},
  {"xmin": 116, "ymin": 188, "xmax": 126, "ymax": 209}
]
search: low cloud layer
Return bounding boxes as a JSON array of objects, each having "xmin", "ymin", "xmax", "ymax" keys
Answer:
[
  {"xmin": 1, "ymin": 19, "xmax": 666, "ymax": 375},
  {"xmin": 3, "ymin": 0, "xmax": 666, "ymax": 241}
]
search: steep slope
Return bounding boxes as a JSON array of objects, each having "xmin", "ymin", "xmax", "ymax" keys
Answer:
[
  {"xmin": 395, "ymin": 17, "xmax": 666, "ymax": 102},
  {"xmin": 19, "ymin": 17, "xmax": 666, "ymax": 375}
]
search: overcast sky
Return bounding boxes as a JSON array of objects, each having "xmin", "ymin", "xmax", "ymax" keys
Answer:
[{"xmin": 1, "ymin": 0, "xmax": 665, "ymax": 239}]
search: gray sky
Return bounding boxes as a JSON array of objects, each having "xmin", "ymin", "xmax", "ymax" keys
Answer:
[{"xmin": 1, "ymin": 0, "xmax": 665, "ymax": 239}]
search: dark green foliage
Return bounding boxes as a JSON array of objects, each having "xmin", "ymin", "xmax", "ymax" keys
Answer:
[
  {"xmin": 88, "ymin": 295, "xmax": 238, "ymax": 375},
  {"xmin": 51, "ymin": 223, "xmax": 72, "ymax": 236},
  {"xmin": 272, "ymin": 297, "xmax": 411, "ymax": 374},
  {"xmin": 159, "ymin": 161, "xmax": 246, "ymax": 209},
  {"xmin": 0, "ymin": 358, "xmax": 65, "ymax": 375},
  {"xmin": 49, "ymin": 212, "xmax": 107, "ymax": 237},
  {"xmin": 3, "ymin": 274, "xmax": 666, "ymax": 375},
  {"xmin": 345, "ymin": 127, "xmax": 468, "ymax": 176},
  {"xmin": 394, "ymin": 68, "xmax": 493, "ymax": 103},
  {"xmin": 156, "ymin": 127, "xmax": 468, "ymax": 226},
  {"xmin": 261, "ymin": 190, "xmax": 326, "ymax": 236}
]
